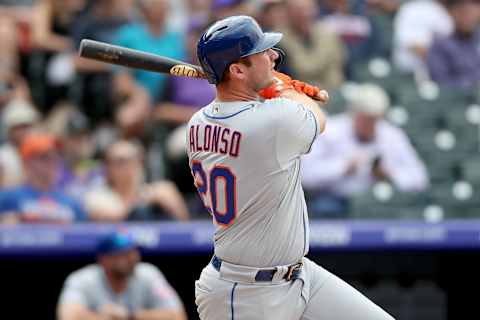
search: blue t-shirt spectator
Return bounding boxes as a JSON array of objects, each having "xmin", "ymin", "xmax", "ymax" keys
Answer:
[
  {"xmin": 115, "ymin": 23, "xmax": 186, "ymax": 102},
  {"xmin": 0, "ymin": 185, "xmax": 87, "ymax": 223}
]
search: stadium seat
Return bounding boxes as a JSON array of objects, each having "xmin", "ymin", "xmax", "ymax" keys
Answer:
[
  {"xmin": 428, "ymin": 182, "xmax": 480, "ymax": 218},
  {"xmin": 350, "ymin": 186, "xmax": 427, "ymax": 220},
  {"xmin": 461, "ymin": 155, "xmax": 480, "ymax": 185},
  {"xmin": 324, "ymin": 89, "xmax": 347, "ymax": 115}
]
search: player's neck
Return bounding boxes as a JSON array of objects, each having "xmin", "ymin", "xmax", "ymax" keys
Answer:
[
  {"xmin": 216, "ymin": 83, "xmax": 259, "ymax": 102},
  {"xmin": 105, "ymin": 271, "xmax": 129, "ymax": 294}
]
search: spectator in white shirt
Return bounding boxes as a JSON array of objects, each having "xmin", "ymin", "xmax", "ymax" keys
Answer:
[
  {"xmin": 302, "ymin": 83, "xmax": 429, "ymax": 217},
  {"xmin": 393, "ymin": 0, "xmax": 453, "ymax": 73},
  {"xmin": 0, "ymin": 99, "xmax": 40, "ymax": 188}
]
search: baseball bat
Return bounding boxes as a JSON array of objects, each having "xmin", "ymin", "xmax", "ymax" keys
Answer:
[
  {"xmin": 78, "ymin": 39, "xmax": 206, "ymax": 79},
  {"xmin": 78, "ymin": 39, "xmax": 329, "ymax": 103}
]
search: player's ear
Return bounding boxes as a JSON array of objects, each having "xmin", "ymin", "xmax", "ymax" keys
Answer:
[{"xmin": 228, "ymin": 63, "xmax": 248, "ymax": 81}]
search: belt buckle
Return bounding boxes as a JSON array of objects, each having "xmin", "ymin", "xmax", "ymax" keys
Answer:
[{"xmin": 285, "ymin": 262, "xmax": 303, "ymax": 281}]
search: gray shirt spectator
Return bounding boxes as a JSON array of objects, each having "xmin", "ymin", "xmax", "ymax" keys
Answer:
[
  {"xmin": 57, "ymin": 231, "xmax": 187, "ymax": 320},
  {"xmin": 58, "ymin": 264, "xmax": 182, "ymax": 315}
]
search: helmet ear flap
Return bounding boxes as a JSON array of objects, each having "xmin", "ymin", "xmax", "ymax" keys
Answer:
[{"xmin": 272, "ymin": 47, "xmax": 285, "ymax": 70}]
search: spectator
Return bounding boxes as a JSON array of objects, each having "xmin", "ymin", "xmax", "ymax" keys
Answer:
[
  {"xmin": 0, "ymin": 99, "xmax": 39, "ymax": 188},
  {"xmin": 255, "ymin": 0, "xmax": 287, "ymax": 32},
  {"xmin": 0, "ymin": 25, "xmax": 31, "ymax": 111},
  {"xmin": 427, "ymin": 0, "xmax": 480, "ymax": 90},
  {"xmin": 115, "ymin": 0, "xmax": 185, "ymax": 102},
  {"xmin": 186, "ymin": 0, "xmax": 213, "ymax": 25},
  {"xmin": 155, "ymin": 20, "xmax": 215, "ymax": 126},
  {"xmin": 0, "ymin": 71, "xmax": 31, "ymax": 109},
  {"xmin": 320, "ymin": 0, "xmax": 400, "ymax": 16},
  {"xmin": 72, "ymin": 0, "xmax": 134, "ymax": 124},
  {"xmin": 0, "ymin": 15, "xmax": 19, "ymax": 81},
  {"xmin": 0, "ymin": 133, "xmax": 87, "ymax": 223},
  {"xmin": 321, "ymin": 0, "xmax": 386, "ymax": 79},
  {"xmin": 84, "ymin": 140, "xmax": 190, "ymax": 222},
  {"xmin": 0, "ymin": 0, "xmax": 34, "ymax": 20},
  {"xmin": 154, "ymin": 19, "xmax": 216, "ymax": 197},
  {"xmin": 57, "ymin": 231, "xmax": 187, "ymax": 320},
  {"xmin": 279, "ymin": 0, "xmax": 345, "ymax": 91},
  {"xmin": 30, "ymin": 0, "xmax": 86, "ymax": 112},
  {"xmin": 393, "ymin": 0, "xmax": 453, "ymax": 73},
  {"xmin": 113, "ymin": 0, "xmax": 186, "ymax": 138},
  {"xmin": 302, "ymin": 83, "xmax": 429, "ymax": 217},
  {"xmin": 56, "ymin": 110, "xmax": 104, "ymax": 201},
  {"xmin": 209, "ymin": 0, "xmax": 256, "ymax": 21}
]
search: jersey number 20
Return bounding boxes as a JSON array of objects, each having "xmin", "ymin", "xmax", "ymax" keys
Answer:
[{"xmin": 191, "ymin": 161, "xmax": 237, "ymax": 226}]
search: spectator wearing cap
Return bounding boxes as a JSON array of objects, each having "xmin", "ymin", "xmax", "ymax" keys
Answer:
[
  {"xmin": 57, "ymin": 231, "xmax": 187, "ymax": 320},
  {"xmin": 427, "ymin": 0, "xmax": 480, "ymax": 90},
  {"xmin": 83, "ymin": 140, "xmax": 190, "ymax": 222},
  {"xmin": 56, "ymin": 110, "xmax": 104, "ymax": 202},
  {"xmin": 0, "ymin": 99, "xmax": 39, "ymax": 188},
  {"xmin": 301, "ymin": 83, "xmax": 429, "ymax": 217},
  {"xmin": 0, "ymin": 133, "xmax": 87, "ymax": 223},
  {"xmin": 112, "ymin": 0, "xmax": 186, "ymax": 138}
]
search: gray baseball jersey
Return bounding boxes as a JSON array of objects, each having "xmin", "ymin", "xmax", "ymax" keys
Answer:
[
  {"xmin": 187, "ymin": 98, "xmax": 319, "ymax": 267},
  {"xmin": 57, "ymin": 262, "xmax": 183, "ymax": 312}
]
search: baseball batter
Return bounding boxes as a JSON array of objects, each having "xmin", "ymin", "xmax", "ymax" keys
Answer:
[{"xmin": 187, "ymin": 15, "xmax": 395, "ymax": 320}]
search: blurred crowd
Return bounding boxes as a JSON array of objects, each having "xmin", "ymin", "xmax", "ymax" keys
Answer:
[{"xmin": 0, "ymin": 0, "xmax": 479, "ymax": 224}]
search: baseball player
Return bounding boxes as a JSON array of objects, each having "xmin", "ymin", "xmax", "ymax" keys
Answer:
[{"xmin": 187, "ymin": 15, "xmax": 395, "ymax": 320}]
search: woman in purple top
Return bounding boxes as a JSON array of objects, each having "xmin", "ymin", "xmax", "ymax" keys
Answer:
[{"xmin": 154, "ymin": 19, "xmax": 216, "ymax": 126}]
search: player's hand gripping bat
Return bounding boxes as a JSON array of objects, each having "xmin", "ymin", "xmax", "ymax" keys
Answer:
[{"xmin": 78, "ymin": 39, "xmax": 329, "ymax": 103}]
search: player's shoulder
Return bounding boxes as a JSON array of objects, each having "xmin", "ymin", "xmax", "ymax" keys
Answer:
[
  {"xmin": 259, "ymin": 97, "xmax": 305, "ymax": 115},
  {"xmin": 65, "ymin": 264, "xmax": 102, "ymax": 285},
  {"xmin": 187, "ymin": 106, "xmax": 206, "ymax": 126},
  {"xmin": 134, "ymin": 262, "xmax": 166, "ymax": 282}
]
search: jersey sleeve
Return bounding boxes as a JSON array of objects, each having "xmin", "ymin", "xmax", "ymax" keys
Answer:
[
  {"xmin": 142, "ymin": 264, "xmax": 184, "ymax": 310},
  {"xmin": 57, "ymin": 272, "xmax": 89, "ymax": 307},
  {"xmin": 270, "ymin": 98, "xmax": 320, "ymax": 163}
]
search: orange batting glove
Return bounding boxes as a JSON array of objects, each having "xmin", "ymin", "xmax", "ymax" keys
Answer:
[
  {"xmin": 291, "ymin": 80, "xmax": 329, "ymax": 103},
  {"xmin": 258, "ymin": 72, "xmax": 294, "ymax": 99},
  {"xmin": 259, "ymin": 71, "xmax": 329, "ymax": 103}
]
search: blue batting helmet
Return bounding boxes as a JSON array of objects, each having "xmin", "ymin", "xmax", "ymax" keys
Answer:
[{"xmin": 197, "ymin": 15, "xmax": 284, "ymax": 84}]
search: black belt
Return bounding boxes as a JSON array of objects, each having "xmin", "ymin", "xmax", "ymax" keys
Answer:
[{"xmin": 211, "ymin": 255, "xmax": 302, "ymax": 282}]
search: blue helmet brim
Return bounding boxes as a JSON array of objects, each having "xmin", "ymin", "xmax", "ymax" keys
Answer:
[{"xmin": 241, "ymin": 32, "xmax": 283, "ymax": 57}]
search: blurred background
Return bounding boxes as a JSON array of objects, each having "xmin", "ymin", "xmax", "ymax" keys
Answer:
[{"xmin": 1, "ymin": 0, "xmax": 480, "ymax": 319}]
